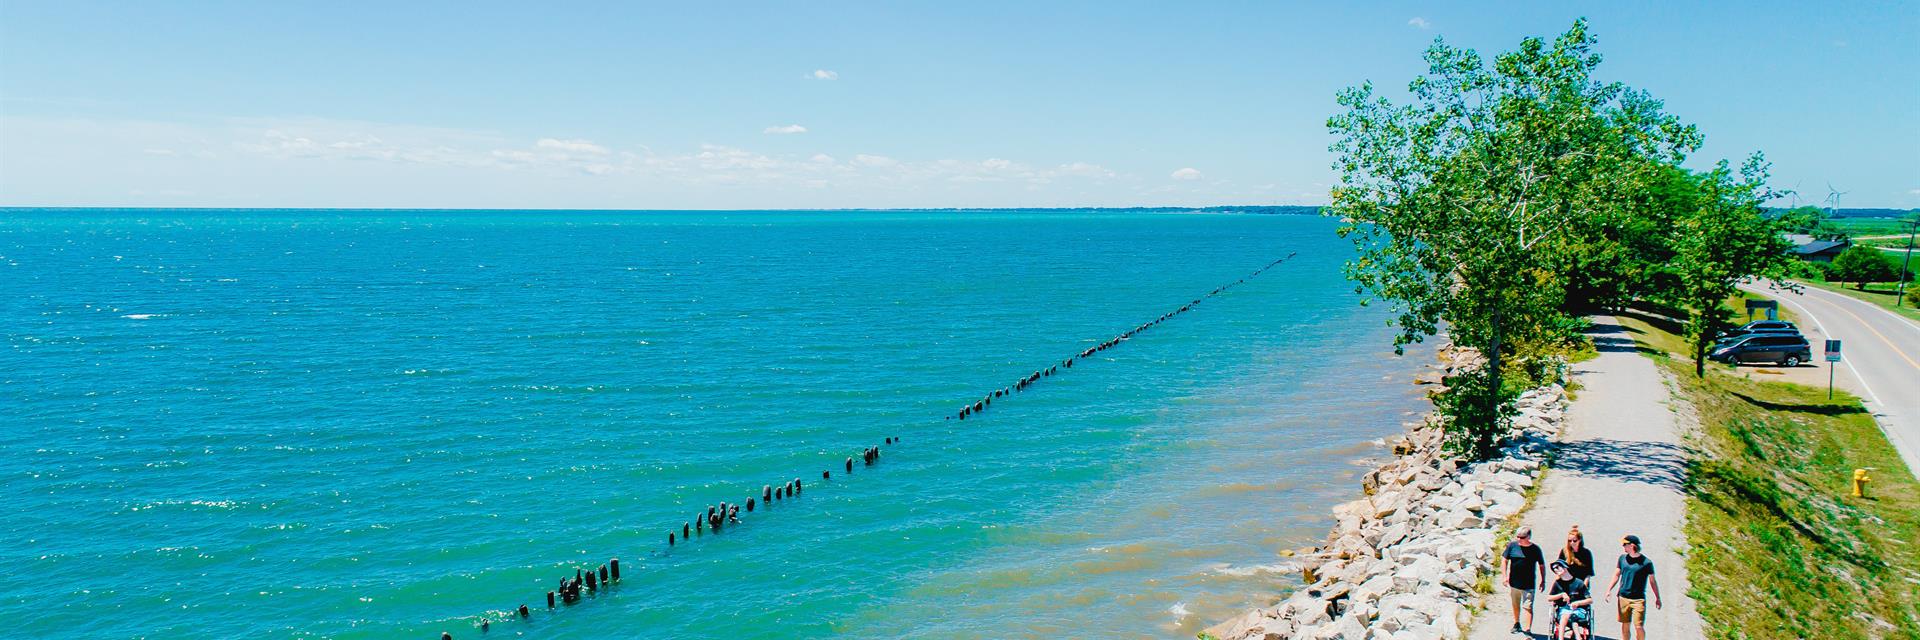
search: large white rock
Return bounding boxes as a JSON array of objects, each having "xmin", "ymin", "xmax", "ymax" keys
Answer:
[{"xmin": 1437, "ymin": 509, "xmax": 1483, "ymax": 529}]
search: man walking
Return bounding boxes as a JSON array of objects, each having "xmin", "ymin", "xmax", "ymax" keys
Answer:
[
  {"xmin": 1500, "ymin": 526, "xmax": 1547, "ymax": 635},
  {"xmin": 1605, "ymin": 534, "xmax": 1662, "ymax": 640}
]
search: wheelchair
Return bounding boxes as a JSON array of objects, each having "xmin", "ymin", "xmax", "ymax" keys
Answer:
[{"xmin": 1550, "ymin": 603, "xmax": 1593, "ymax": 640}]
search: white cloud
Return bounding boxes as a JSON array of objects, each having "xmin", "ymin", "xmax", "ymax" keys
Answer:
[
  {"xmin": 763, "ymin": 124, "xmax": 808, "ymax": 135},
  {"xmin": 1408, "ymin": 17, "xmax": 1431, "ymax": 29},
  {"xmin": 536, "ymin": 138, "xmax": 610, "ymax": 155},
  {"xmin": 1171, "ymin": 167, "xmax": 1203, "ymax": 181},
  {"xmin": 1054, "ymin": 162, "xmax": 1115, "ymax": 178},
  {"xmin": 809, "ymin": 69, "xmax": 839, "ymax": 80},
  {"xmin": 4, "ymin": 114, "xmax": 1230, "ymax": 208}
]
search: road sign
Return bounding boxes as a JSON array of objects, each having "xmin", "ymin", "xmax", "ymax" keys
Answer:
[
  {"xmin": 1745, "ymin": 299, "xmax": 1778, "ymax": 321},
  {"xmin": 1825, "ymin": 339, "xmax": 1842, "ymax": 400}
]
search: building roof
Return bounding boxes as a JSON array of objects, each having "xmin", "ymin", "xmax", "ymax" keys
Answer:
[{"xmin": 1793, "ymin": 240, "xmax": 1850, "ymax": 256}]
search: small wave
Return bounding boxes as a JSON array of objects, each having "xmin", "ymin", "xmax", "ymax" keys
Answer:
[
  {"xmin": 128, "ymin": 499, "xmax": 247, "ymax": 512},
  {"xmin": 1169, "ymin": 602, "xmax": 1192, "ymax": 618},
  {"xmin": 400, "ymin": 368, "xmax": 464, "ymax": 377},
  {"xmin": 122, "ymin": 313, "xmax": 166, "ymax": 320},
  {"xmin": 1213, "ymin": 561, "xmax": 1301, "ymax": 577}
]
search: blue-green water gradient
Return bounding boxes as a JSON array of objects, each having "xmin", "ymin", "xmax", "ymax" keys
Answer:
[{"xmin": 0, "ymin": 210, "xmax": 1431, "ymax": 638}]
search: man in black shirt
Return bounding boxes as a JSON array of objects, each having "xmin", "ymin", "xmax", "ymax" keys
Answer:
[
  {"xmin": 1501, "ymin": 526, "xmax": 1548, "ymax": 635},
  {"xmin": 1546, "ymin": 560, "xmax": 1594, "ymax": 639},
  {"xmin": 1606, "ymin": 534, "xmax": 1662, "ymax": 640}
]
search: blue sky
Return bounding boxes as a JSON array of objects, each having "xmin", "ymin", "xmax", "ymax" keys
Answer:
[{"xmin": 2, "ymin": 1, "xmax": 1915, "ymax": 209}]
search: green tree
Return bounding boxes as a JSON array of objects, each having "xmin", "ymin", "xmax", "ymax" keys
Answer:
[
  {"xmin": 1326, "ymin": 19, "xmax": 1698, "ymax": 458},
  {"xmin": 1830, "ymin": 246, "xmax": 1899, "ymax": 289},
  {"xmin": 1666, "ymin": 158, "xmax": 1797, "ymax": 377},
  {"xmin": 1554, "ymin": 162, "xmax": 1696, "ymax": 313}
]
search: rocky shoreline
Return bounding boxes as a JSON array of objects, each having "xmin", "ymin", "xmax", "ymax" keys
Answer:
[{"xmin": 1204, "ymin": 346, "xmax": 1568, "ymax": 640}]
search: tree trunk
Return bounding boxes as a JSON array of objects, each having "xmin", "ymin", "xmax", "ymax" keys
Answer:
[
  {"xmin": 1694, "ymin": 337, "xmax": 1707, "ymax": 378},
  {"xmin": 1487, "ymin": 304, "xmax": 1504, "ymax": 457}
]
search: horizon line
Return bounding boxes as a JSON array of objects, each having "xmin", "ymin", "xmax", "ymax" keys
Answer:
[{"xmin": 0, "ymin": 204, "xmax": 1331, "ymax": 213}]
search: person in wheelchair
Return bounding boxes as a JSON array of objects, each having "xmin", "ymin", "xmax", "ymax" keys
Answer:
[{"xmin": 1546, "ymin": 560, "xmax": 1594, "ymax": 639}]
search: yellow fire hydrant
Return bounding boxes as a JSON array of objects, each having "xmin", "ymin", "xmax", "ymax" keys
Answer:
[{"xmin": 1852, "ymin": 468, "xmax": 1871, "ymax": 498}]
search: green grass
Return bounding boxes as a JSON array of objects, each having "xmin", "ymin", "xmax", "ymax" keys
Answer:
[
  {"xmin": 1615, "ymin": 307, "xmax": 1920, "ymax": 639},
  {"xmin": 1830, "ymin": 217, "xmax": 1918, "ymax": 238},
  {"xmin": 1857, "ymin": 236, "xmax": 1916, "ymax": 249},
  {"xmin": 1793, "ymin": 279, "xmax": 1920, "ymax": 325}
]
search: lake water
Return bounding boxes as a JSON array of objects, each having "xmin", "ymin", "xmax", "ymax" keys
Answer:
[{"xmin": 0, "ymin": 209, "xmax": 1432, "ymax": 638}]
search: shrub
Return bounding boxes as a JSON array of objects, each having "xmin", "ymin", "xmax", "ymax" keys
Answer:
[
  {"xmin": 1433, "ymin": 366, "xmax": 1522, "ymax": 460},
  {"xmin": 1828, "ymin": 246, "xmax": 1898, "ymax": 289}
]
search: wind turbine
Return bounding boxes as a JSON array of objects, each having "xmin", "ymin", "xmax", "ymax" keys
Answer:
[{"xmin": 1824, "ymin": 183, "xmax": 1849, "ymax": 218}]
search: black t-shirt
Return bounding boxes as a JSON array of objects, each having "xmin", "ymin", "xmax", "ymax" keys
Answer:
[
  {"xmin": 1558, "ymin": 546, "xmax": 1595, "ymax": 581},
  {"xmin": 1617, "ymin": 554, "xmax": 1656, "ymax": 599},
  {"xmin": 1503, "ymin": 541, "xmax": 1546, "ymax": 589},
  {"xmin": 1548, "ymin": 577, "xmax": 1590, "ymax": 605}
]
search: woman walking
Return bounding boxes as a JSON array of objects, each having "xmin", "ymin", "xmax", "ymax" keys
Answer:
[{"xmin": 1558, "ymin": 525, "xmax": 1595, "ymax": 582}]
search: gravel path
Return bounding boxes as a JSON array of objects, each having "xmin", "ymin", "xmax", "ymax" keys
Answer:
[{"xmin": 1465, "ymin": 319, "xmax": 1704, "ymax": 640}]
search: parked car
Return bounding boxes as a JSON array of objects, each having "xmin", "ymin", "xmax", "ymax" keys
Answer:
[
  {"xmin": 1710, "ymin": 334, "xmax": 1813, "ymax": 367},
  {"xmin": 1715, "ymin": 320, "xmax": 1799, "ymax": 341},
  {"xmin": 1712, "ymin": 320, "xmax": 1802, "ymax": 349}
]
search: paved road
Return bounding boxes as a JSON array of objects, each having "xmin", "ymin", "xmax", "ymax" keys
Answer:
[
  {"xmin": 1466, "ymin": 319, "xmax": 1702, "ymax": 640},
  {"xmin": 1743, "ymin": 281, "xmax": 1920, "ymax": 474}
]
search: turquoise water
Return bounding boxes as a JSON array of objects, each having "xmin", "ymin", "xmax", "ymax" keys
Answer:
[{"xmin": 0, "ymin": 210, "xmax": 1432, "ymax": 639}]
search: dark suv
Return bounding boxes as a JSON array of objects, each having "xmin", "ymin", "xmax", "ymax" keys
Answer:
[
  {"xmin": 1710, "ymin": 333, "xmax": 1813, "ymax": 367},
  {"xmin": 1720, "ymin": 320, "xmax": 1804, "ymax": 345},
  {"xmin": 1715, "ymin": 320, "xmax": 1799, "ymax": 343}
]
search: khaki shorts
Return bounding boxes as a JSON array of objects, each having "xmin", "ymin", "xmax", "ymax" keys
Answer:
[
  {"xmin": 1509, "ymin": 586, "xmax": 1536, "ymax": 610},
  {"xmin": 1618, "ymin": 598, "xmax": 1647, "ymax": 624}
]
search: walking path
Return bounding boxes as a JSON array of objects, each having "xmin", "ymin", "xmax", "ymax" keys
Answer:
[{"xmin": 1465, "ymin": 319, "xmax": 1703, "ymax": 639}]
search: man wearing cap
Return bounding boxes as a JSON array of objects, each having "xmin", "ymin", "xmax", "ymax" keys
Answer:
[
  {"xmin": 1546, "ymin": 559, "xmax": 1593, "ymax": 639},
  {"xmin": 1500, "ymin": 526, "xmax": 1547, "ymax": 635},
  {"xmin": 1605, "ymin": 534, "xmax": 1662, "ymax": 640}
]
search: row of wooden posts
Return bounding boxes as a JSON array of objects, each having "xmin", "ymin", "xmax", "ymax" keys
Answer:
[
  {"xmin": 439, "ymin": 253, "xmax": 1296, "ymax": 637},
  {"xmin": 952, "ymin": 252, "xmax": 1295, "ymax": 422}
]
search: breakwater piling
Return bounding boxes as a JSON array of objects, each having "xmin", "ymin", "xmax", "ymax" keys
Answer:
[{"xmin": 440, "ymin": 253, "xmax": 1299, "ymax": 637}]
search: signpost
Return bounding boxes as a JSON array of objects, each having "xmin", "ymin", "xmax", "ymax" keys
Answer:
[
  {"xmin": 1745, "ymin": 299, "xmax": 1778, "ymax": 321},
  {"xmin": 1825, "ymin": 339, "xmax": 1843, "ymax": 400}
]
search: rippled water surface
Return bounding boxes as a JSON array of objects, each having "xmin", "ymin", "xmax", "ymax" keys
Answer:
[{"xmin": 0, "ymin": 209, "xmax": 1431, "ymax": 638}]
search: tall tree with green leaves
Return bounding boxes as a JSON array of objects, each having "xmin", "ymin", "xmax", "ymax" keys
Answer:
[
  {"xmin": 1667, "ymin": 157, "xmax": 1796, "ymax": 377},
  {"xmin": 1326, "ymin": 19, "xmax": 1698, "ymax": 458},
  {"xmin": 1829, "ymin": 245, "xmax": 1900, "ymax": 290}
]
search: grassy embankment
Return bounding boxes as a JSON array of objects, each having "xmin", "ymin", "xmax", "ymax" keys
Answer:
[
  {"xmin": 1791, "ymin": 278, "xmax": 1920, "ymax": 326},
  {"xmin": 1614, "ymin": 297, "xmax": 1920, "ymax": 639}
]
